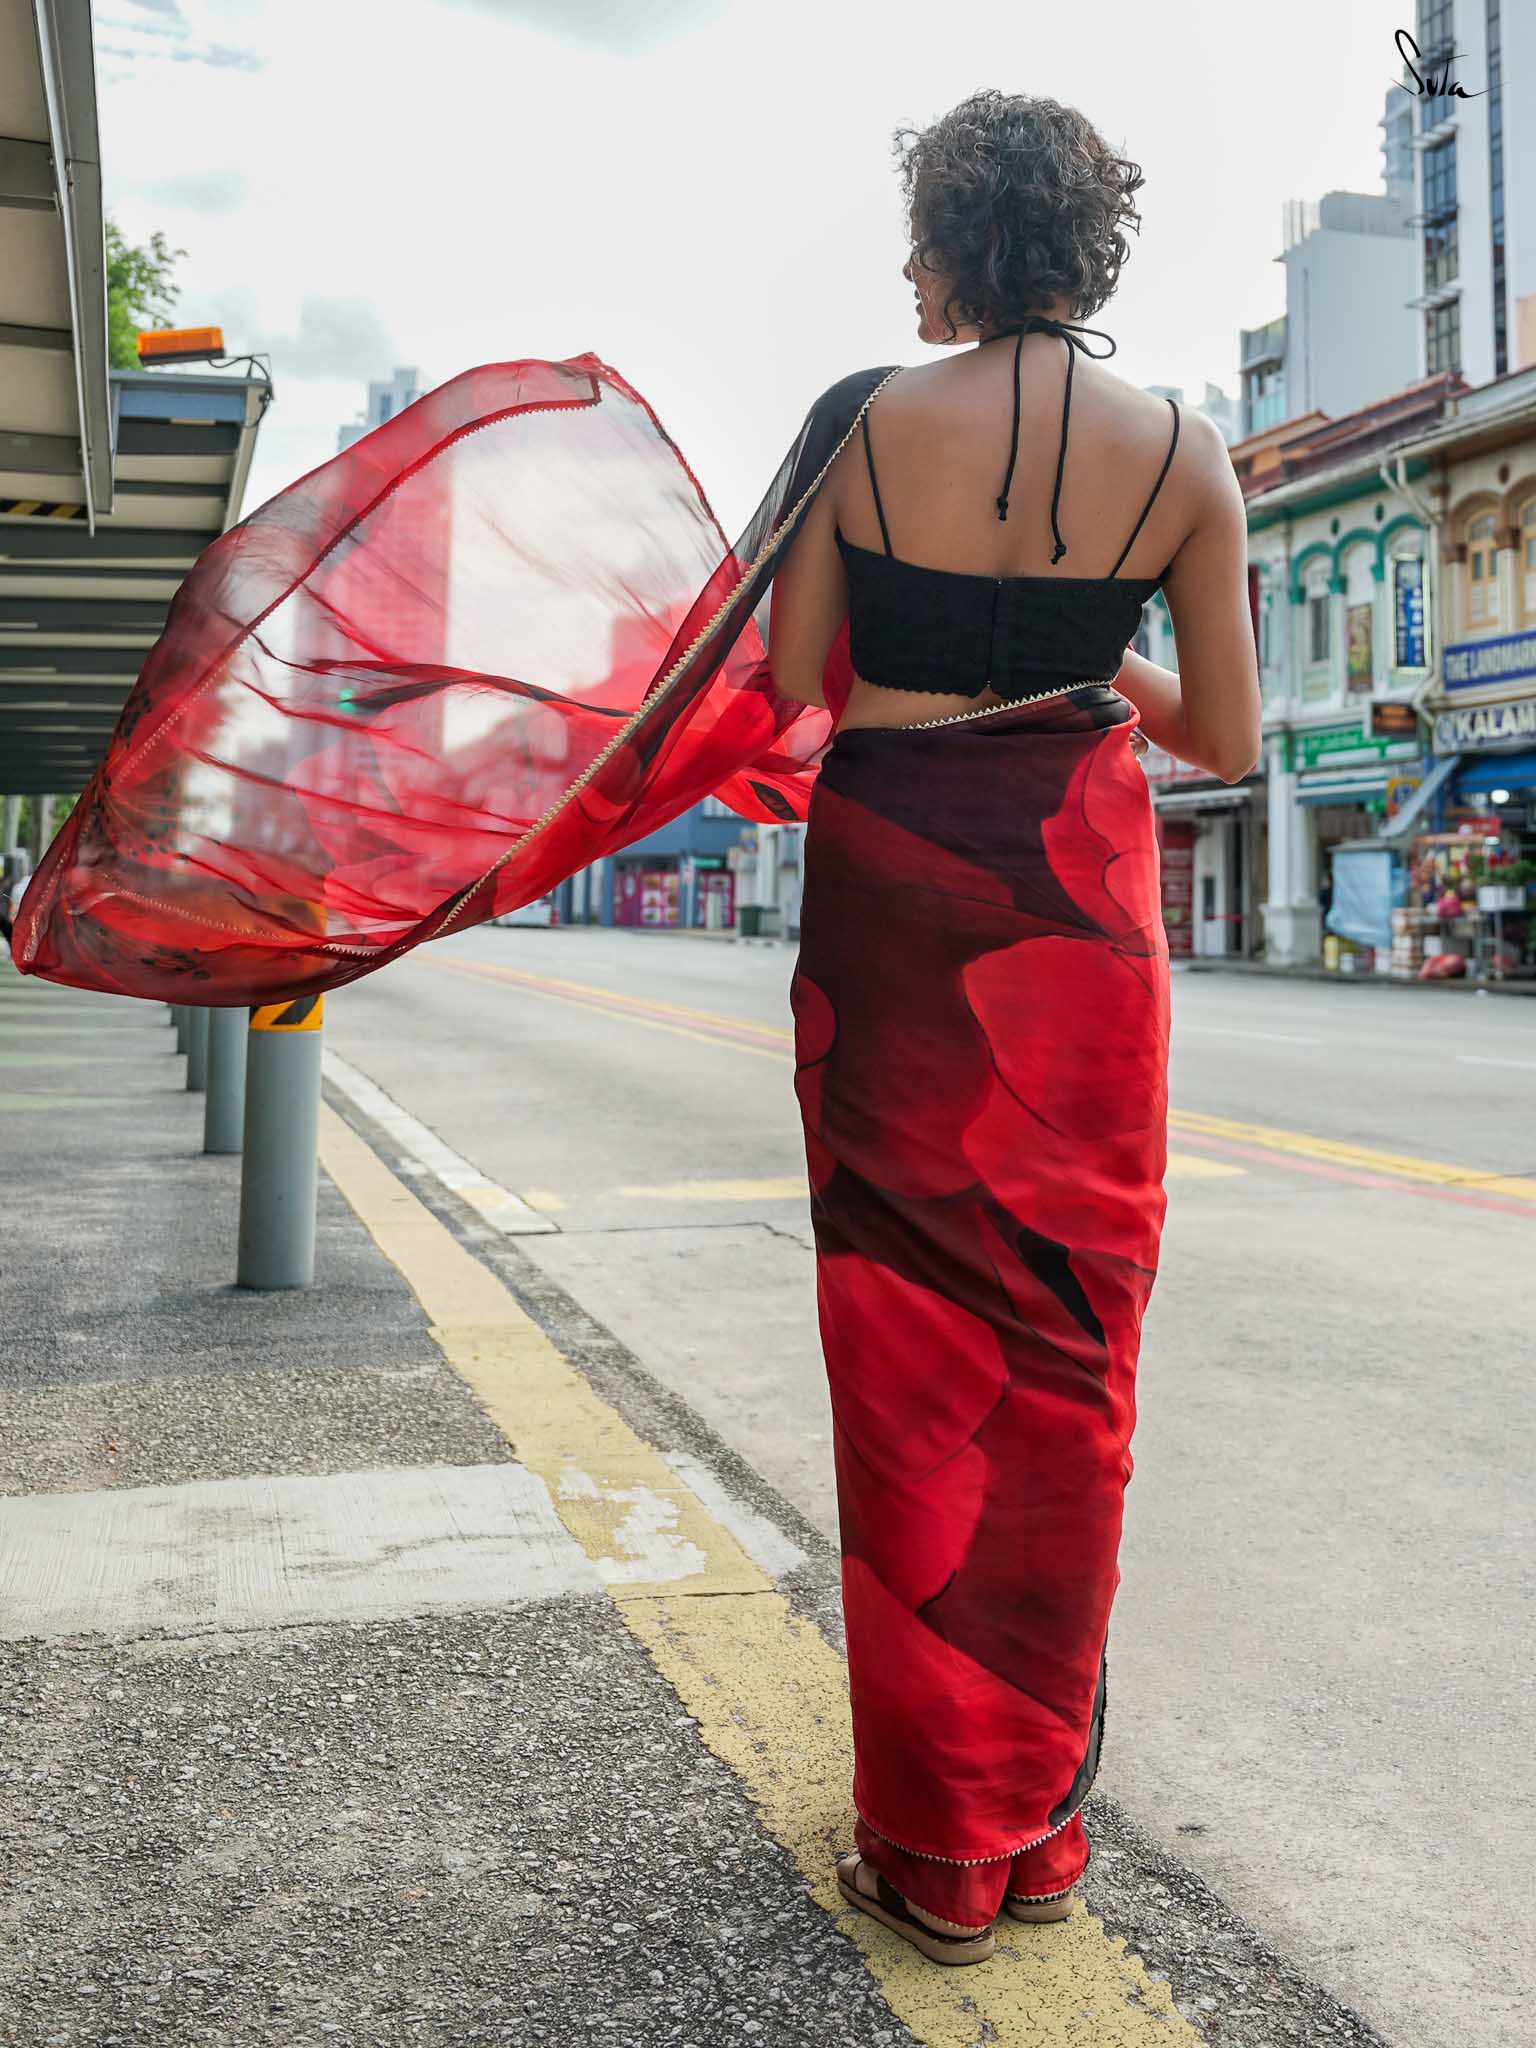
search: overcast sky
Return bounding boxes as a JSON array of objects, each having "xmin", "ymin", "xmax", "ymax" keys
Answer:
[{"xmin": 96, "ymin": 0, "xmax": 1414, "ymax": 532}]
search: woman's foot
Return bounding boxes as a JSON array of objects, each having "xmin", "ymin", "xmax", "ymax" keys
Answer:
[{"xmin": 834, "ymin": 1851, "xmax": 996, "ymax": 1966}]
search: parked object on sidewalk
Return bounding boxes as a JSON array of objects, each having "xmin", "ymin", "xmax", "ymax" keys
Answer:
[{"xmin": 493, "ymin": 895, "xmax": 555, "ymax": 929}]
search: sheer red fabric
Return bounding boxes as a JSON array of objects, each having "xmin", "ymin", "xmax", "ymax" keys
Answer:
[{"xmin": 13, "ymin": 355, "xmax": 889, "ymax": 1003}]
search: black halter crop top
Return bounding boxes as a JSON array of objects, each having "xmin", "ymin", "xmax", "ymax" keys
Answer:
[{"xmin": 833, "ymin": 316, "xmax": 1180, "ymax": 701}]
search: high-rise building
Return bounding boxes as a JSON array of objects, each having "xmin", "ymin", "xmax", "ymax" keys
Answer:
[
  {"xmin": 1404, "ymin": 0, "xmax": 1534, "ymax": 384},
  {"xmin": 1147, "ymin": 381, "xmax": 1241, "ymax": 446},
  {"xmin": 1239, "ymin": 188, "xmax": 1419, "ymax": 440},
  {"xmin": 337, "ymin": 367, "xmax": 422, "ymax": 452}
]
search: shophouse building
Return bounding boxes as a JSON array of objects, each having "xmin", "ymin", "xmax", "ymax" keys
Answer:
[
  {"xmin": 1232, "ymin": 375, "xmax": 1460, "ymax": 963},
  {"xmin": 1374, "ymin": 365, "xmax": 1536, "ymax": 979}
]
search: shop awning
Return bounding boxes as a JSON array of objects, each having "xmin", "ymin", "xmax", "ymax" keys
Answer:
[
  {"xmin": 1454, "ymin": 748, "xmax": 1536, "ymax": 796},
  {"xmin": 1150, "ymin": 783, "xmax": 1255, "ymax": 812},
  {"xmin": 1379, "ymin": 751, "xmax": 1461, "ymax": 839}
]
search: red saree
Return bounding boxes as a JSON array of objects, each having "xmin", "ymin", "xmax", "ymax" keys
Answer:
[
  {"xmin": 794, "ymin": 686, "xmax": 1169, "ymax": 1926},
  {"xmin": 11, "ymin": 353, "xmax": 1172, "ymax": 1927}
]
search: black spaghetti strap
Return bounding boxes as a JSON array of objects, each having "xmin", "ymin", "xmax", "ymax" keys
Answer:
[
  {"xmin": 1110, "ymin": 398, "xmax": 1180, "ymax": 579},
  {"xmin": 860, "ymin": 408, "xmax": 894, "ymax": 557}
]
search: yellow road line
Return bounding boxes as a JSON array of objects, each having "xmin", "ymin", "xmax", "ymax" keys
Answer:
[
  {"xmin": 1168, "ymin": 1108, "xmax": 1536, "ymax": 1202},
  {"xmin": 613, "ymin": 1175, "xmax": 811, "ymax": 1202},
  {"xmin": 437, "ymin": 956, "xmax": 791, "ymax": 1043},
  {"xmin": 1165, "ymin": 1153, "xmax": 1246, "ymax": 1179},
  {"xmin": 317, "ymin": 1099, "xmax": 1201, "ymax": 2045},
  {"xmin": 435, "ymin": 956, "xmax": 1527, "ymax": 1205}
]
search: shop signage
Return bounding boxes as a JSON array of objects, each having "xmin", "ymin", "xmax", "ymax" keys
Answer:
[
  {"xmin": 1432, "ymin": 693, "xmax": 1536, "ymax": 754},
  {"xmin": 1288, "ymin": 721, "xmax": 1420, "ymax": 770},
  {"xmin": 1141, "ymin": 743, "xmax": 1214, "ymax": 785},
  {"xmin": 1346, "ymin": 604, "xmax": 1373, "ymax": 691},
  {"xmin": 1370, "ymin": 700, "xmax": 1419, "ymax": 739},
  {"xmin": 1393, "ymin": 557, "xmax": 1425, "ymax": 669},
  {"xmin": 1443, "ymin": 627, "xmax": 1536, "ymax": 693}
]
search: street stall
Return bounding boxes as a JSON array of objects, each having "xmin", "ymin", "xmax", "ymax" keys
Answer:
[{"xmin": 1389, "ymin": 825, "xmax": 1535, "ymax": 982}]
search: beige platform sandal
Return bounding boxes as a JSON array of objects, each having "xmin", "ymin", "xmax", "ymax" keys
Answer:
[
  {"xmin": 834, "ymin": 1851, "xmax": 996, "ymax": 1966},
  {"xmin": 1003, "ymin": 1886, "xmax": 1080, "ymax": 1923}
]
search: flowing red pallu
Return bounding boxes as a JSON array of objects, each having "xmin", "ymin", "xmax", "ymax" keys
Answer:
[
  {"xmin": 12, "ymin": 357, "xmax": 900, "ymax": 1002},
  {"xmin": 792, "ymin": 685, "xmax": 1169, "ymax": 1910}
]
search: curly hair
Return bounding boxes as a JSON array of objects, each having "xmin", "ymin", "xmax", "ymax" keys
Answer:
[{"xmin": 893, "ymin": 90, "xmax": 1144, "ymax": 340}]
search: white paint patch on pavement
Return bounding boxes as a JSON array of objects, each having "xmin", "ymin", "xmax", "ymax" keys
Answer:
[
  {"xmin": 0, "ymin": 1462, "xmax": 604, "ymax": 1639},
  {"xmin": 660, "ymin": 1449, "xmax": 808, "ymax": 1580},
  {"xmin": 322, "ymin": 1049, "xmax": 559, "ymax": 1234},
  {"xmin": 557, "ymin": 1463, "xmax": 708, "ymax": 1585}
]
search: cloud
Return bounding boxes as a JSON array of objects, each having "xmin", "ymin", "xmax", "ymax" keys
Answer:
[
  {"xmin": 211, "ymin": 292, "xmax": 398, "ymax": 383},
  {"xmin": 95, "ymin": 2, "xmax": 262, "ymax": 76},
  {"xmin": 439, "ymin": 0, "xmax": 725, "ymax": 53},
  {"xmin": 132, "ymin": 168, "xmax": 247, "ymax": 213}
]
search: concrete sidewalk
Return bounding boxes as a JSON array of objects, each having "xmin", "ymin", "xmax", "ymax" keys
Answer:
[{"xmin": 0, "ymin": 959, "xmax": 1388, "ymax": 2048}]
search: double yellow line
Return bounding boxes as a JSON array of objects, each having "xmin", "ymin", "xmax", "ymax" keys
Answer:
[{"xmin": 434, "ymin": 956, "xmax": 1536, "ymax": 1208}]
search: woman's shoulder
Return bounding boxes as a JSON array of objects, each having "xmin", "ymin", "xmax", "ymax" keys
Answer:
[{"xmin": 803, "ymin": 364, "xmax": 904, "ymax": 433}]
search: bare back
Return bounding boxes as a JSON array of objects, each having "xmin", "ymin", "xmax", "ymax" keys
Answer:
[{"xmin": 830, "ymin": 337, "xmax": 1195, "ymax": 730}]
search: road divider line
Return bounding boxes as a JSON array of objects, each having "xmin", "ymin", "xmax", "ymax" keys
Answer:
[
  {"xmin": 1167, "ymin": 1107, "xmax": 1536, "ymax": 1204},
  {"xmin": 430, "ymin": 956, "xmax": 1528, "ymax": 1205},
  {"xmin": 316, "ymin": 1098, "xmax": 1201, "ymax": 2046},
  {"xmin": 434, "ymin": 955, "xmax": 793, "ymax": 1043}
]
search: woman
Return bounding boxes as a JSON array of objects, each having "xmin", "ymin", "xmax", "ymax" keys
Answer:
[
  {"xmin": 11, "ymin": 77, "xmax": 1258, "ymax": 1976},
  {"xmin": 766, "ymin": 91, "xmax": 1261, "ymax": 1965}
]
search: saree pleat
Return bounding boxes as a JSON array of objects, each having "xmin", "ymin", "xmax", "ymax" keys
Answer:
[{"xmin": 791, "ymin": 685, "xmax": 1169, "ymax": 1876}]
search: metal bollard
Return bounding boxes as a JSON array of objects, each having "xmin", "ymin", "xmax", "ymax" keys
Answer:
[
  {"xmin": 174, "ymin": 1005, "xmax": 189, "ymax": 1052},
  {"xmin": 236, "ymin": 994, "xmax": 323, "ymax": 1289},
  {"xmin": 204, "ymin": 1005, "xmax": 248, "ymax": 1154},
  {"xmin": 185, "ymin": 1006, "xmax": 210, "ymax": 1090}
]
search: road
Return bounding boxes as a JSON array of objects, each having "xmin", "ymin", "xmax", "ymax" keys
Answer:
[{"xmin": 325, "ymin": 927, "xmax": 1536, "ymax": 2048}]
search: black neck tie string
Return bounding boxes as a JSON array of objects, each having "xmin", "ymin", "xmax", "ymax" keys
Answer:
[{"xmin": 985, "ymin": 315, "xmax": 1118, "ymax": 563}]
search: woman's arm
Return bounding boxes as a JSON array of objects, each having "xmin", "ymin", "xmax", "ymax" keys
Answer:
[
  {"xmin": 764, "ymin": 457, "xmax": 849, "ymax": 711},
  {"xmin": 1114, "ymin": 410, "xmax": 1263, "ymax": 785}
]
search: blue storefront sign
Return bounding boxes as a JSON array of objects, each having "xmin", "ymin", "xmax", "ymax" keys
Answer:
[
  {"xmin": 1432, "ymin": 693, "xmax": 1536, "ymax": 753},
  {"xmin": 1442, "ymin": 628, "xmax": 1536, "ymax": 692},
  {"xmin": 1393, "ymin": 557, "xmax": 1425, "ymax": 669}
]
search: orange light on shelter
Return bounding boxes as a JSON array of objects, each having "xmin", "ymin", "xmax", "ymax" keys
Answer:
[{"xmin": 136, "ymin": 326, "xmax": 225, "ymax": 366}]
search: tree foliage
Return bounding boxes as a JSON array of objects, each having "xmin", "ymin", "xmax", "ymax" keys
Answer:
[{"xmin": 105, "ymin": 216, "xmax": 188, "ymax": 370}]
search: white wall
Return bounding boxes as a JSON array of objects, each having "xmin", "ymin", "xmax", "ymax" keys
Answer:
[{"xmin": 1284, "ymin": 229, "xmax": 1419, "ymax": 420}]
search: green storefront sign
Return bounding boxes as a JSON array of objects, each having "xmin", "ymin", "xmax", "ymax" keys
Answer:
[{"xmin": 1282, "ymin": 721, "xmax": 1421, "ymax": 772}]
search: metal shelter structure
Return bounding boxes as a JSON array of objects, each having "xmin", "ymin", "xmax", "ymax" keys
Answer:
[{"xmin": 1, "ymin": 0, "xmax": 270, "ymax": 809}]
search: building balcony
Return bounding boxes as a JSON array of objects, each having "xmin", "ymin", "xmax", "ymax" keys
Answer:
[{"xmin": 1407, "ymin": 280, "xmax": 1461, "ymax": 311}]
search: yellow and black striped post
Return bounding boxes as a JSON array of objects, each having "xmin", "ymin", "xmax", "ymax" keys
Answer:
[{"xmin": 236, "ymin": 994, "xmax": 324, "ymax": 1289}]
